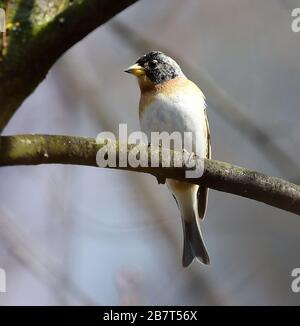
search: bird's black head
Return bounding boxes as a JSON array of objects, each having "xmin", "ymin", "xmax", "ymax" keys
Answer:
[{"xmin": 125, "ymin": 51, "xmax": 184, "ymax": 85}]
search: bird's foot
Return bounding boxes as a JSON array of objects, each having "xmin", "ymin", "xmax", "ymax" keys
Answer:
[{"xmin": 155, "ymin": 175, "xmax": 166, "ymax": 185}]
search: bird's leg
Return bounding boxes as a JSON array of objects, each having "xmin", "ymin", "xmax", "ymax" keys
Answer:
[
  {"xmin": 182, "ymin": 149, "xmax": 198, "ymax": 166},
  {"xmin": 148, "ymin": 142, "xmax": 166, "ymax": 185},
  {"xmin": 183, "ymin": 150, "xmax": 205, "ymax": 179},
  {"xmin": 156, "ymin": 175, "xmax": 166, "ymax": 184},
  {"xmin": 182, "ymin": 148, "xmax": 193, "ymax": 167}
]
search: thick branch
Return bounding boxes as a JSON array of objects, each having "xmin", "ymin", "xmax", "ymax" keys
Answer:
[
  {"xmin": 0, "ymin": 0, "xmax": 138, "ymax": 131},
  {"xmin": 0, "ymin": 134, "xmax": 299, "ymax": 216}
]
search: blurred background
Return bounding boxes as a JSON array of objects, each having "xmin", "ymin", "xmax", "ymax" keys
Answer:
[{"xmin": 0, "ymin": 0, "xmax": 300, "ymax": 305}]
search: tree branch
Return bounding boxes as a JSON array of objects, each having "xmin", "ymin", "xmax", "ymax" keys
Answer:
[
  {"xmin": 0, "ymin": 134, "xmax": 299, "ymax": 216},
  {"xmin": 0, "ymin": 0, "xmax": 138, "ymax": 132}
]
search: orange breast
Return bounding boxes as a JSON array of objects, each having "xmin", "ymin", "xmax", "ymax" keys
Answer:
[
  {"xmin": 139, "ymin": 76, "xmax": 199, "ymax": 119},
  {"xmin": 139, "ymin": 92, "xmax": 156, "ymax": 119}
]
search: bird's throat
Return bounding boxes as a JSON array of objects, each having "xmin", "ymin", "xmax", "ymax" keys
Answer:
[{"xmin": 138, "ymin": 75, "xmax": 156, "ymax": 93}]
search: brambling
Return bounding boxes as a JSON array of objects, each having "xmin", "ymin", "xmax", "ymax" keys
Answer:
[{"xmin": 125, "ymin": 51, "xmax": 211, "ymax": 267}]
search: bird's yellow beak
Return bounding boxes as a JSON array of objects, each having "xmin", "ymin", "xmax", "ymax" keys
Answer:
[{"xmin": 124, "ymin": 63, "xmax": 145, "ymax": 77}]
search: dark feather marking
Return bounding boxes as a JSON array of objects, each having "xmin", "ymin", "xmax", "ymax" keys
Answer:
[
  {"xmin": 197, "ymin": 107, "xmax": 211, "ymax": 220},
  {"xmin": 136, "ymin": 51, "xmax": 184, "ymax": 85}
]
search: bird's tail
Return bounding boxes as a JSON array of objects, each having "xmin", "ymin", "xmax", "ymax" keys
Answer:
[
  {"xmin": 167, "ymin": 180, "xmax": 210, "ymax": 267},
  {"xmin": 181, "ymin": 199, "xmax": 210, "ymax": 267}
]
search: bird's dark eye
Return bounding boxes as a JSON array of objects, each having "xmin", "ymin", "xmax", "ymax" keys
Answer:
[{"xmin": 148, "ymin": 60, "xmax": 158, "ymax": 69}]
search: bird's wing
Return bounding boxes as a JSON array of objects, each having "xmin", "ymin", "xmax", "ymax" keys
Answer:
[
  {"xmin": 205, "ymin": 107, "xmax": 211, "ymax": 159},
  {"xmin": 197, "ymin": 107, "xmax": 211, "ymax": 220}
]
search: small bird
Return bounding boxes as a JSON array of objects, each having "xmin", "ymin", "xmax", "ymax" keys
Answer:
[{"xmin": 125, "ymin": 51, "xmax": 211, "ymax": 267}]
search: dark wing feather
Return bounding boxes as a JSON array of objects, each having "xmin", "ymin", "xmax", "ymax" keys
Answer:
[{"xmin": 198, "ymin": 108, "xmax": 211, "ymax": 220}]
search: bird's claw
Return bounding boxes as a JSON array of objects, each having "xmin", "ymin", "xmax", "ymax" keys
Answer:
[{"xmin": 156, "ymin": 175, "xmax": 166, "ymax": 185}]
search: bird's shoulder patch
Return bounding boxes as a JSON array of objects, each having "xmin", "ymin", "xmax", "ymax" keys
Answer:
[{"xmin": 154, "ymin": 76, "xmax": 197, "ymax": 96}]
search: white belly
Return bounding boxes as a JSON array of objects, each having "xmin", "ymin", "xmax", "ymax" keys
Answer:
[{"xmin": 140, "ymin": 92, "xmax": 207, "ymax": 158}]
